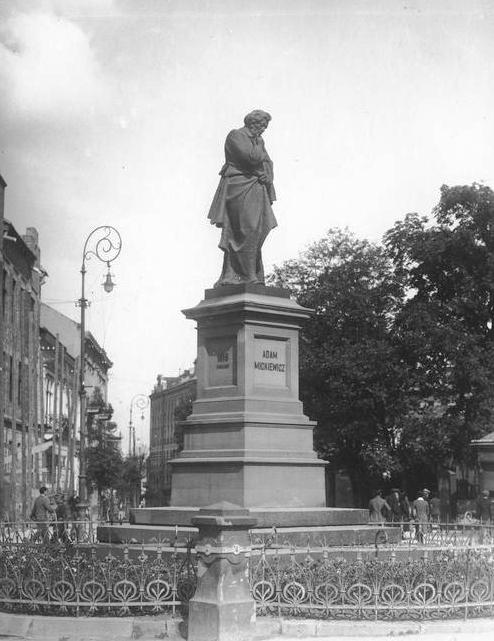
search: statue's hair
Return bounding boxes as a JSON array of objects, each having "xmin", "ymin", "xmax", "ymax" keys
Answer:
[{"xmin": 244, "ymin": 109, "xmax": 272, "ymax": 126}]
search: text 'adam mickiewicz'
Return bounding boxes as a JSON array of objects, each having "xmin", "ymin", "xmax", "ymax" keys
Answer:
[
  {"xmin": 254, "ymin": 348, "xmax": 285, "ymax": 372},
  {"xmin": 254, "ymin": 361, "xmax": 286, "ymax": 372}
]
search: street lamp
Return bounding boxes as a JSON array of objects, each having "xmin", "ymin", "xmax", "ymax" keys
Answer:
[
  {"xmin": 77, "ymin": 226, "xmax": 122, "ymax": 516},
  {"xmin": 129, "ymin": 394, "xmax": 149, "ymax": 457}
]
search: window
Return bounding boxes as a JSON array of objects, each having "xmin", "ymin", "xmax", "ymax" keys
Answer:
[
  {"xmin": 11, "ymin": 279, "xmax": 15, "ymax": 323},
  {"xmin": 8, "ymin": 356, "xmax": 13, "ymax": 402},
  {"xmin": 2, "ymin": 269, "xmax": 6, "ymax": 318},
  {"xmin": 17, "ymin": 361, "xmax": 22, "ymax": 405}
]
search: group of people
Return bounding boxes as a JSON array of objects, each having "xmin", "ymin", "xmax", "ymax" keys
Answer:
[
  {"xmin": 368, "ymin": 487, "xmax": 442, "ymax": 541},
  {"xmin": 30, "ymin": 486, "xmax": 78, "ymax": 543},
  {"xmin": 369, "ymin": 486, "xmax": 493, "ymax": 542}
]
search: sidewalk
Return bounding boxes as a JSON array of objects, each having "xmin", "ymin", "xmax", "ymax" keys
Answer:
[
  {"xmin": 1, "ymin": 613, "xmax": 493, "ymax": 640},
  {"xmin": 256, "ymin": 617, "xmax": 494, "ymax": 640}
]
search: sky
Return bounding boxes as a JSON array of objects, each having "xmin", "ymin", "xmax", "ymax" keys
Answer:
[{"xmin": 1, "ymin": 0, "xmax": 494, "ymax": 453}]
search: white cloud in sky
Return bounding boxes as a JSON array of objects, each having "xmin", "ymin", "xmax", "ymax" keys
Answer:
[
  {"xmin": 1, "ymin": 0, "xmax": 494, "ymax": 451},
  {"xmin": 0, "ymin": 11, "xmax": 109, "ymax": 130}
]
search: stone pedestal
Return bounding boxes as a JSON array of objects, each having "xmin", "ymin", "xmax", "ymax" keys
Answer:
[
  {"xmin": 187, "ymin": 503, "xmax": 257, "ymax": 641},
  {"xmin": 170, "ymin": 284, "xmax": 327, "ymax": 508}
]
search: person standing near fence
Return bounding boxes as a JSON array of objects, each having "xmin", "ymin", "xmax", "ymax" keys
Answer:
[
  {"xmin": 369, "ymin": 489, "xmax": 390, "ymax": 524},
  {"xmin": 386, "ymin": 488, "xmax": 403, "ymax": 522},
  {"xmin": 413, "ymin": 490, "xmax": 430, "ymax": 543},
  {"xmin": 430, "ymin": 493, "xmax": 441, "ymax": 523},
  {"xmin": 54, "ymin": 493, "xmax": 71, "ymax": 544},
  {"xmin": 476, "ymin": 490, "xmax": 492, "ymax": 523},
  {"xmin": 30, "ymin": 487, "xmax": 56, "ymax": 542}
]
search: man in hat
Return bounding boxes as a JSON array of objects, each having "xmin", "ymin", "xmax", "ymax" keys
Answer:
[
  {"xmin": 412, "ymin": 490, "xmax": 430, "ymax": 543},
  {"xmin": 476, "ymin": 490, "xmax": 492, "ymax": 523},
  {"xmin": 30, "ymin": 486, "xmax": 56, "ymax": 542}
]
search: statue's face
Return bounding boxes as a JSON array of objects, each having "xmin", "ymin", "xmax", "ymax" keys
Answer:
[{"xmin": 248, "ymin": 119, "xmax": 268, "ymax": 136}]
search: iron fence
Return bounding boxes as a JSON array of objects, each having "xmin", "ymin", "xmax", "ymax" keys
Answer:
[
  {"xmin": 0, "ymin": 519, "xmax": 100, "ymax": 546},
  {"xmin": 0, "ymin": 523, "xmax": 197, "ymax": 617},
  {"xmin": 249, "ymin": 524, "xmax": 494, "ymax": 620},
  {"xmin": 3, "ymin": 519, "xmax": 494, "ymax": 620}
]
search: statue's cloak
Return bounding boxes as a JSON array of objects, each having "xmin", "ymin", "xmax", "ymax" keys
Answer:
[{"xmin": 208, "ymin": 127, "xmax": 277, "ymax": 246}]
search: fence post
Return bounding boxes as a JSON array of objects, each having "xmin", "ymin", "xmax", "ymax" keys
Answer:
[{"xmin": 188, "ymin": 503, "xmax": 257, "ymax": 641}]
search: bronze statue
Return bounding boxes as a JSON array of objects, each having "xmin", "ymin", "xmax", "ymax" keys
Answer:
[{"xmin": 208, "ymin": 109, "xmax": 277, "ymax": 286}]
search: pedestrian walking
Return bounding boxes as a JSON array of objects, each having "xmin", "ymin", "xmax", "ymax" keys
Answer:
[
  {"xmin": 369, "ymin": 489, "xmax": 390, "ymax": 524},
  {"xmin": 476, "ymin": 490, "xmax": 492, "ymax": 523},
  {"xmin": 54, "ymin": 493, "xmax": 71, "ymax": 544},
  {"xmin": 412, "ymin": 490, "xmax": 430, "ymax": 543},
  {"xmin": 386, "ymin": 488, "xmax": 403, "ymax": 523},
  {"xmin": 430, "ymin": 493, "xmax": 441, "ymax": 524},
  {"xmin": 118, "ymin": 502, "xmax": 125, "ymax": 525},
  {"xmin": 30, "ymin": 487, "xmax": 56, "ymax": 542}
]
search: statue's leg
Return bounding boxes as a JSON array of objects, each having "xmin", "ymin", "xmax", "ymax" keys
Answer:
[{"xmin": 214, "ymin": 251, "xmax": 240, "ymax": 287}]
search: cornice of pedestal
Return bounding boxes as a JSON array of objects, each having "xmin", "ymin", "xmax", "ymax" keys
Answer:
[{"xmin": 182, "ymin": 288, "xmax": 313, "ymax": 324}]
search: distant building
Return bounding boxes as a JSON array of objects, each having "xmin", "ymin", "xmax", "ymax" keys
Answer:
[
  {"xmin": 147, "ymin": 367, "xmax": 196, "ymax": 506},
  {"xmin": 39, "ymin": 303, "xmax": 113, "ymax": 497},
  {"xmin": 1, "ymin": 174, "xmax": 45, "ymax": 519},
  {"xmin": 38, "ymin": 323, "xmax": 78, "ymax": 493},
  {"xmin": 40, "ymin": 304, "xmax": 112, "ymax": 402}
]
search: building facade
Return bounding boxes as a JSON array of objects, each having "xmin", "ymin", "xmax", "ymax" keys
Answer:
[
  {"xmin": 1, "ymin": 176, "xmax": 45, "ymax": 519},
  {"xmin": 40, "ymin": 304, "xmax": 112, "ymax": 402},
  {"xmin": 147, "ymin": 368, "xmax": 196, "ymax": 506},
  {"xmin": 0, "ymin": 175, "xmax": 114, "ymax": 520},
  {"xmin": 39, "ymin": 303, "xmax": 113, "ymax": 499},
  {"xmin": 39, "ymin": 324, "xmax": 78, "ymax": 493}
]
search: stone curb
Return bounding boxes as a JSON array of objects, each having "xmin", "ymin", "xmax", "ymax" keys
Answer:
[
  {"xmin": 0, "ymin": 613, "xmax": 185, "ymax": 640},
  {"xmin": 254, "ymin": 616, "xmax": 494, "ymax": 638},
  {"xmin": 2, "ymin": 613, "xmax": 494, "ymax": 640}
]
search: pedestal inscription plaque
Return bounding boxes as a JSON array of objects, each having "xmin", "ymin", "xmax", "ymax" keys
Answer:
[
  {"xmin": 253, "ymin": 336, "xmax": 287, "ymax": 388},
  {"xmin": 206, "ymin": 336, "xmax": 237, "ymax": 387}
]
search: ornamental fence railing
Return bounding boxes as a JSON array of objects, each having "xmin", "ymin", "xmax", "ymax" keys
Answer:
[
  {"xmin": 0, "ymin": 521, "xmax": 197, "ymax": 617},
  {"xmin": 249, "ymin": 522, "xmax": 494, "ymax": 620},
  {"xmin": 2, "ymin": 520, "xmax": 494, "ymax": 620},
  {"xmin": 250, "ymin": 520, "xmax": 494, "ymax": 552}
]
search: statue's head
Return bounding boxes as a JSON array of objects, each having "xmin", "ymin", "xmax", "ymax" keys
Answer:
[{"xmin": 244, "ymin": 109, "xmax": 271, "ymax": 135}]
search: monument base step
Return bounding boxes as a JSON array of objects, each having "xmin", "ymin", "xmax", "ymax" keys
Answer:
[
  {"xmin": 130, "ymin": 505, "xmax": 369, "ymax": 528},
  {"xmin": 97, "ymin": 522, "xmax": 400, "ymax": 546}
]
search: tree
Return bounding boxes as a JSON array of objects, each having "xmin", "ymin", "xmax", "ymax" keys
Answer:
[
  {"xmin": 173, "ymin": 396, "xmax": 194, "ymax": 454},
  {"xmin": 268, "ymin": 184, "xmax": 494, "ymax": 503},
  {"xmin": 85, "ymin": 388, "xmax": 123, "ymax": 501},
  {"xmin": 269, "ymin": 229, "xmax": 410, "ymax": 502},
  {"xmin": 385, "ymin": 183, "xmax": 494, "ymax": 483},
  {"xmin": 120, "ymin": 454, "xmax": 146, "ymax": 508}
]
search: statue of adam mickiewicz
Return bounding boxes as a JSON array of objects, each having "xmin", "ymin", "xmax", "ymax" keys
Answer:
[{"xmin": 208, "ymin": 109, "xmax": 277, "ymax": 287}]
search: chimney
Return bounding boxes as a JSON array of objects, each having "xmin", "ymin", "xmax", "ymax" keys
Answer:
[
  {"xmin": 22, "ymin": 227, "xmax": 39, "ymax": 253},
  {"xmin": 23, "ymin": 227, "xmax": 41, "ymax": 271}
]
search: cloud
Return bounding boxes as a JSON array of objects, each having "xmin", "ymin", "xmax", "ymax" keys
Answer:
[{"xmin": 0, "ymin": 10, "xmax": 109, "ymax": 131}]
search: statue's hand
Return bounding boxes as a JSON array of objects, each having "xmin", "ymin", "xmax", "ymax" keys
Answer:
[{"xmin": 257, "ymin": 172, "xmax": 270, "ymax": 184}]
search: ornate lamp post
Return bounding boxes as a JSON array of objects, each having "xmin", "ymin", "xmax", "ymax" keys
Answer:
[
  {"xmin": 77, "ymin": 226, "xmax": 122, "ymax": 516},
  {"xmin": 128, "ymin": 394, "xmax": 149, "ymax": 457}
]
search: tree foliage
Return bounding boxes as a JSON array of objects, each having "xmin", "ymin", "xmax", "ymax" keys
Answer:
[
  {"xmin": 85, "ymin": 387, "xmax": 123, "ymax": 496},
  {"xmin": 120, "ymin": 454, "xmax": 146, "ymax": 506},
  {"xmin": 269, "ymin": 229, "xmax": 410, "ymax": 500},
  {"xmin": 385, "ymin": 183, "xmax": 494, "ymax": 471},
  {"xmin": 173, "ymin": 396, "xmax": 194, "ymax": 453},
  {"xmin": 269, "ymin": 184, "xmax": 494, "ymax": 501}
]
